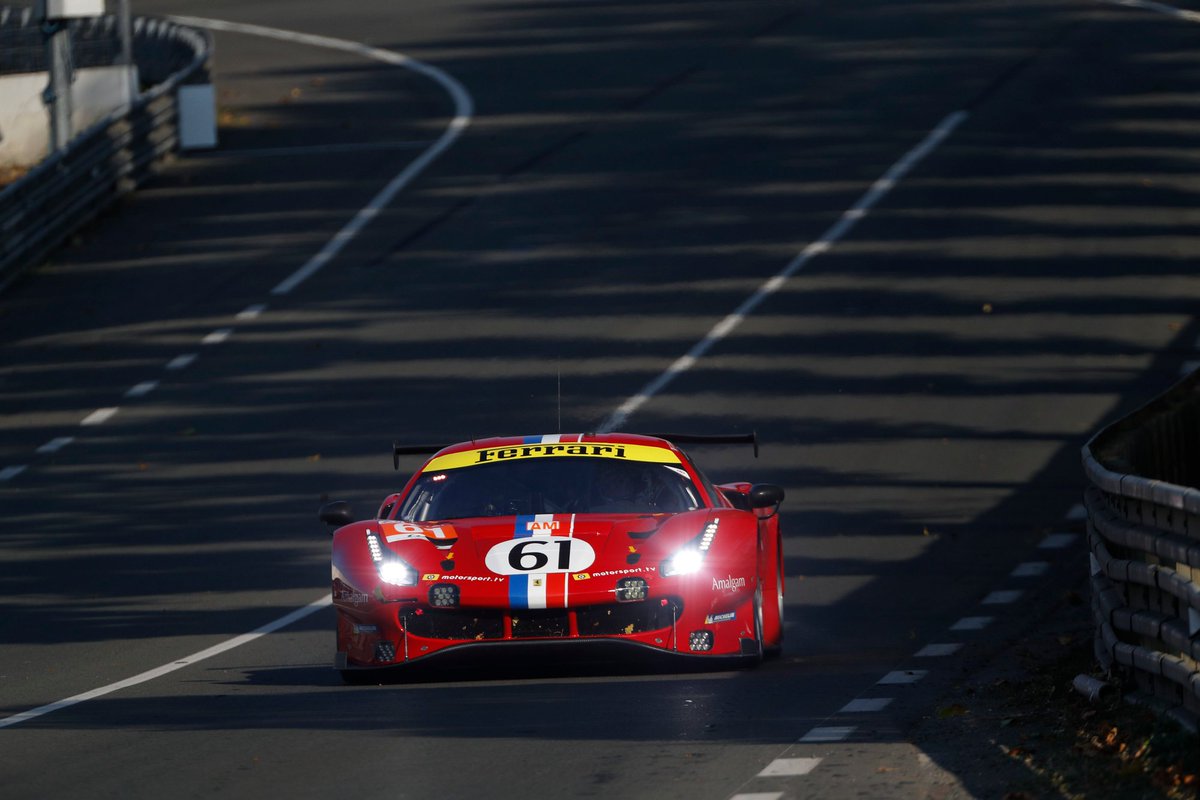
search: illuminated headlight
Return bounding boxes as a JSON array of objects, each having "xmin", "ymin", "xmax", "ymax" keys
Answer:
[
  {"xmin": 661, "ymin": 548, "xmax": 704, "ymax": 577},
  {"xmin": 366, "ymin": 530, "xmax": 418, "ymax": 586},
  {"xmin": 378, "ymin": 559, "xmax": 417, "ymax": 586}
]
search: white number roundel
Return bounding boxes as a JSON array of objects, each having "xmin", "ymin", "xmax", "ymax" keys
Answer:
[{"xmin": 485, "ymin": 537, "xmax": 596, "ymax": 575}]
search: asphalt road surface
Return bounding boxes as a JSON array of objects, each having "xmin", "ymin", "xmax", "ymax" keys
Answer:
[{"xmin": 3, "ymin": 0, "xmax": 1200, "ymax": 797}]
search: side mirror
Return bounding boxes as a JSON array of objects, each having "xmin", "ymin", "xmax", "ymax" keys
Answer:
[
  {"xmin": 748, "ymin": 484, "xmax": 784, "ymax": 509},
  {"xmin": 319, "ymin": 500, "xmax": 355, "ymax": 530}
]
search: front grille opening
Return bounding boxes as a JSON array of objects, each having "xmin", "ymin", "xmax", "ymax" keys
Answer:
[
  {"xmin": 512, "ymin": 610, "xmax": 569, "ymax": 638},
  {"xmin": 402, "ymin": 609, "xmax": 504, "ymax": 640},
  {"xmin": 577, "ymin": 598, "xmax": 681, "ymax": 635}
]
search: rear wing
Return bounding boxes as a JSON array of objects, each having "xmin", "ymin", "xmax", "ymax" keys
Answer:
[
  {"xmin": 647, "ymin": 432, "xmax": 758, "ymax": 458},
  {"xmin": 392, "ymin": 443, "xmax": 444, "ymax": 470}
]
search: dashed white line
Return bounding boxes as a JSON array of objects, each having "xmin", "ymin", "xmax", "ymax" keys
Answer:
[
  {"xmin": 1039, "ymin": 533, "xmax": 1077, "ymax": 549},
  {"xmin": 167, "ymin": 353, "xmax": 198, "ymax": 370},
  {"xmin": 36, "ymin": 437, "xmax": 75, "ymax": 454},
  {"xmin": 202, "ymin": 328, "xmax": 234, "ymax": 345},
  {"xmin": 799, "ymin": 726, "xmax": 856, "ymax": 743},
  {"xmin": 125, "ymin": 380, "xmax": 159, "ymax": 398},
  {"xmin": 841, "ymin": 697, "xmax": 893, "ymax": 713},
  {"xmin": 915, "ymin": 643, "xmax": 962, "ymax": 657},
  {"xmin": 0, "ymin": 465, "xmax": 27, "ymax": 482},
  {"xmin": 878, "ymin": 670, "xmax": 927, "ymax": 685},
  {"xmin": 757, "ymin": 757, "xmax": 823, "ymax": 777},
  {"xmin": 237, "ymin": 304, "xmax": 268, "ymax": 320},
  {"xmin": 597, "ymin": 109, "xmax": 968, "ymax": 432},
  {"xmin": 1012, "ymin": 561, "xmax": 1049, "ymax": 577},
  {"xmin": 982, "ymin": 589, "xmax": 1024, "ymax": 605},
  {"xmin": 80, "ymin": 407, "xmax": 119, "ymax": 426},
  {"xmin": 951, "ymin": 616, "xmax": 994, "ymax": 631}
]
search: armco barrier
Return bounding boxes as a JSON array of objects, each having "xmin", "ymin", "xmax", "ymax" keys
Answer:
[
  {"xmin": 1083, "ymin": 369, "xmax": 1200, "ymax": 732},
  {"xmin": 0, "ymin": 7, "xmax": 211, "ymax": 292}
]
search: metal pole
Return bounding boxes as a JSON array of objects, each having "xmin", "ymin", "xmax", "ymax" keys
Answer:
[
  {"xmin": 42, "ymin": 18, "xmax": 73, "ymax": 152},
  {"xmin": 116, "ymin": 0, "xmax": 135, "ymax": 103}
]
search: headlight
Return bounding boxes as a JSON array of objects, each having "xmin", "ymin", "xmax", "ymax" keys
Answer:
[
  {"xmin": 366, "ymin": 530, "xmax": 418, "ymax": 586},
  {"xmin": 661, "ymin": 548, "xmax": 704, "ymax": 577},
  {"xmin": 378, "ymin": 559, "xmax": 417, "ymax": 586},
  {"xmin": 660, "ymin": 520, "xmax": 719, "ymax": 577}
]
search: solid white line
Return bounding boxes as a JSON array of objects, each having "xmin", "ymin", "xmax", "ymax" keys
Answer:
[
  {"xmin": 598, "ymin": 110, "xmax": 968, "ymax": 431},
  {"xmin": 36, "ymin": 437, "xmax": 75, "ymax": 454},
  {"xmin": 166, "ymin": 353, "xmax": 197, "ymax": 370},
  {"xmin": 0, "ymin": 465, "xmax": 27, "ymax": 482},
  {"xmin": 125, "ymin": 380, "xmax": 159, "ymax": 398},
  {"xmin": 166, "ymin": 16, "xmax": 474, "ymax": 297},
  {"xmin": 1104, "ymin": 0, "xmax": 1200, "ymax": 23},
  {"xmin": 757, "ymin": 757, "xmax": 822, "ymax": 777},
  {"xmin": 202, "ymin": 328, "xmax": 234, "ymax": 345},
  {"xmin": 0, "ymin": 595, "xmax": 332, "ymax": 729},
  {"xmin": 80, "ymin": 407, "xmax": 119, "ymax": 426}
]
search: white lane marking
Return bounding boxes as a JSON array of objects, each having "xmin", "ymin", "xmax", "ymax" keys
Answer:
[
  {"xmin": 951, "ymin": 616, "xmax": 994, "ymax": 631},
  {"xmin": 80, "ymin": 407, "xmax": 119, "ymax": 426},
  {"xmin": 193, "ymin": 140, "xmax": 431, "ymax": 158},
  {"xmin": 799, "ymin": 726, "xmax": 855, "ymax": 743},
  {"xmin": 1104, "ymin": 0, "xmax": 1200, "ymax": 23},
  {"xmin": 915, "ymin": 643, "xmax": 962, "ymax": 657},
  {"xmin": 1039, "ymin": 533, "xmax": 1077, "ymax": 549},
  {"xmin": 166, "ymin": 353, "xmax": 197, "ymax": 370},
  {"xmin": 202, "ymin": 328, "xmax": 234, "ymax": 345},
  {"xmin": 1066, "ymin": 503, "xmax": 1087, "ymax": 521},
  {"xmin": 1011, "ymin": 561, "xmax": 1049, "ymax": 578},
  {"xmin": 36, "ymin": 437, "xmax": 75, "ymax": 454},
  {"xmin": 982, "ymin": 589, "xmax": 1023, "ymax": 605},
  {"xmin": 236, "ymin": 304, "xmax": 268, "ymax": 320},
  {"xmin": 0, "ymin": 18, "xmax": 472, "ymax": 727},
  {"xmin": 878, "ymin": 670, "xmax": 927, "ymax": 685},
  {"xmin": 0, "ymin": 594, "xmax": 332, "ymax": 729},
  {"xmin": 125, "ymin": 380, "xmax": 159, "ymax": 398},
  {"xmin": 757, "ymin": 757, "xmax": 823, "ymax": 777},
  {"xmin": 841, "ymin": 697, "xmax": 892, "ymax": 713},
  {"xmin": 598, "ymin": 110, "xmax": 968, "ymax": 431},
  {"xmin": 0, "ymin": 465, "xmax": 27, "ymax": 481},
  {"xmin": 166, "ymin": 16, "xmax": 474, "ymax": 297}
]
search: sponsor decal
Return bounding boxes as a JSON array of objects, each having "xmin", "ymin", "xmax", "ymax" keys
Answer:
[
  {"xmin": 705, "ymin": 611, "xmax": 737, "ymax": 624},
  {"xmin": 385, "ymin": 521, "xmax": 457, "ymax": 543},
  {"xmin": 352, "ymin": 624, "xmax": 379, "ymax": 634},
  {"xmin": 435, "ymin": 574, "xmax": 504, "ymax": 583},
  {"xmin": 572, "ymin": 572, "xmax": 592, "ymax": 581},
  {"xmin": 527, "ymin": 520, "xmax": 560, "ymax": 532},
  {"xmin": 425, "ymin": 442, "xmax": 681, "ymax": 471},
  {"xmin": 589, "ymin": 567, "xmax": 656, "ymax": 578},
  {"xmin": 422, "ymin": 573, "xmax": 440, "ymax": 581},
  {"xmin": 712, "ymin": 575, "xmax": 747, "ymax": 591}
]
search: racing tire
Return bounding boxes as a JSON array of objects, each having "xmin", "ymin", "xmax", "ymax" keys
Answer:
[
  {"xmin": 746, "ymin": 584, "xmax": 765, "ymax": 665},
  {"xmin": 760, "ymin": 530, "xmax": 784, "ymax": 658}
]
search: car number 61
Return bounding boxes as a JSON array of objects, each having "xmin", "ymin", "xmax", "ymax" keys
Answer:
[{"xmin": 485, "ymin": 537, "xmax": 596, "ymax": 575}]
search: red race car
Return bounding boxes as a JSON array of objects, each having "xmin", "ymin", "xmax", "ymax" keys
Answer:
[{"xmin": 320, "ymin": 432, "xmax": 785, "ymax": 680}]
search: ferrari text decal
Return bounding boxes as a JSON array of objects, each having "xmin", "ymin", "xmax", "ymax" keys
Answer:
[
  {"xmin": 485, "ymin": 537, "xmax": 596, "ymax": 576},
  {"xmin": 713, "ymin": 575, "xmax": 747, "ymax": 591},
  {"xmin": 425, "ymin": 442, "xmax": 680, "ymax": 471}
]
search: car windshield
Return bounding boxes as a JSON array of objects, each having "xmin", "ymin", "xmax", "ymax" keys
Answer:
[{"xmin": 397, "ymin": 456, "xmax": 705, "ymax": 521}]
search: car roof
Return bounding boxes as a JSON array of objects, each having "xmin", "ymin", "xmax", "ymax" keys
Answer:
[{"xmin": 429, "ymin": 433, "xmax": 680, "ymax": 458}]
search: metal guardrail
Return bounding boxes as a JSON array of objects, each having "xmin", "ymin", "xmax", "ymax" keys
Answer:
[
  {"xmin": 1083, "ymin": 369, "xmax": 1200, "ymax": 732},
  {"xmin": 0, "ymin": 8, "xmax": 211, "ymax": 292}
]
